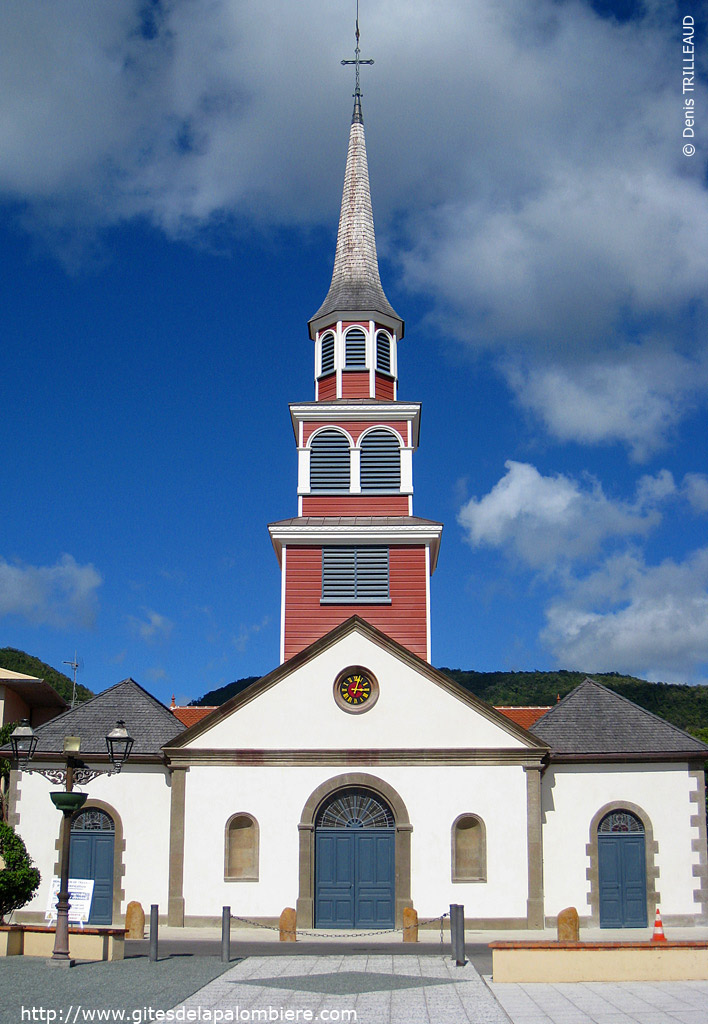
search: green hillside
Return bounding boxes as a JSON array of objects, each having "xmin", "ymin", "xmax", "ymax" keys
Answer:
[
  {"xmin": 191, "ymin": 676, "xmax": 261, "ymax": 707},
  {"xmin": 0, "ymin": 648, "xmax": 93, "ymax": 706},
  {"xmin": 440, "ymin": 669, "xmax": 708, "ymax": 733}
]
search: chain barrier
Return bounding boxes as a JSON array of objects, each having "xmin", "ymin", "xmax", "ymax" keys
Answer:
[{"xmin": 230, "ymin": 912, "xmax": 450, "ymax": 945}]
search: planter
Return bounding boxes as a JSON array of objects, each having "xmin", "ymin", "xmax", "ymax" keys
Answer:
[{"xmin": 49, "ymin": 792, "xmax": 88, "ymax": 813}]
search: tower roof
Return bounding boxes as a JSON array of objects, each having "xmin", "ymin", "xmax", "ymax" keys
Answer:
[{"xmin": 309, "ymin": 94, "xmax": 404, "ymax": 340}]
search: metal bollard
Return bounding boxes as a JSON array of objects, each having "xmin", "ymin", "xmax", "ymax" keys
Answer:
[
  {"xmin": 149, "ymin": 904, "xmax": 159, "ymax": 962},
  {"xmin": 221, "ymin": 906, "xmax": 231, "ymax": 963},
  {"xmin": 450, "ymin": 903, "xmax": 466, "ymax": 966}
]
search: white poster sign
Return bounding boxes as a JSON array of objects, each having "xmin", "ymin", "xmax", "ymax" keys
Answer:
[{"xmin": 45, "ymin": 877, "xmax": 94, "ymax": 924}]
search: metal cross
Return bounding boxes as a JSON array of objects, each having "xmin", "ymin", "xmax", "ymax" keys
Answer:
[{"xmin": 341, "ymin": 4, "xmax": 373, "ymax": 97}]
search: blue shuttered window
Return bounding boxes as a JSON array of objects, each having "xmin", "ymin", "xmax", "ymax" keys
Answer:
[
  {"xmin": 322, "ymin": 546, "xmax": 390, "ymax": 602},
  {"xmin": 360, "ymin": 429, "xmax": 401, "ymax": 491},
  {"xmin": 310, "ymin": 430, "xmax": 351, "ymax": 492},
  {"xmin": 345, "ymin": 328, "xmax": 367, "ymax": 368},
  {"xmin": 376, "ymin": 332, "xmax": 391, "ymax": 374},
  {"xmin": 320, "ymin": 333, "xmax": 335, "ymax": 375}
]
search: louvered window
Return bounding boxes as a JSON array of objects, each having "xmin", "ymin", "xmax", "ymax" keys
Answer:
[
  {"xmin": 345, "ymin": 328, "xmax": 367, "ymax": 368},
  {"xmin": 310, "ymin": 430, "xmax": 350, "ymax": 492},
  {"xmin": 320, "ymin": 333, "xmax": 335, "ymax": 375},
  {"xmin": 376, "ymin": 332, "xmax": 391, "ymax": 374},
  {"xmin": 360, "ymin": 429, "xmax": 401, "ymax": 491},
  {"xmin": 322, "ymin": 546, "xmax": 390, "ymax": 602}
]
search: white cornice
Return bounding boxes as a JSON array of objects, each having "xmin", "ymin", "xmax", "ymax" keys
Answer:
[
  {"xmin": 289, "ymin": 402, "xmax": 421, "ymax": 446},
  {"xmin": 268, "ymin": 521, "xmax": 443, "ymax": 571}
]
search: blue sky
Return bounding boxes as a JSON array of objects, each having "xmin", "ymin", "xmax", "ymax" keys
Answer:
[{"xmin": 1, "ymin": 0, "xmax": 707, "ymax": 704}]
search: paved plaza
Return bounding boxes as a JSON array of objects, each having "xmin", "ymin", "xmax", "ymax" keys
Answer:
[
  {"xmin": 172, "ymin": 953, "xmax": 708, "ymax": 1024},
  {"xmin": 2, "ymin": 928, "xmax": 708, "ymax": 1024}
]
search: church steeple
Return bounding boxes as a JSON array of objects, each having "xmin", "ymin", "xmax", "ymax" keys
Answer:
[
  {"xmin": 268, "ymin": 17, "xmax": 442, "ymax": 666},
  {"xmin": 308, "ymin": 29, "xmax": 403, "ymax": 341}
]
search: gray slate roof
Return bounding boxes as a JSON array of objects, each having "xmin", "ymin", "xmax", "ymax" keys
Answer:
[
  {"xmin": 531, "ymin": 678, "xmax": 708, "ymax": 757},
  {"xmin": 309, "ymin": 96, "xmax": 403, "ymax": 339},
  {"xmin": 14, "ymin": 678, "xmax": 185, "ymax": 757}
]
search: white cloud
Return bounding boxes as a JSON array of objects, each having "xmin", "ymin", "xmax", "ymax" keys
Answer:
[
  {"xmin": 129, "ymin": 607, "xmax": 174, "ymax": 642},
  {"xmin": 457, "ymin": 461, "xmax": 662, "ymax": 570},
  {"xmin": 0, "ymin": 554, "xmax": 102, "ymax": 629},
  {"xmin": 542, "ymin": 548, "xmax": 708, "ymax": 683},
  {"xmin": 682, "ymin": 473, "xmax": 708, "ymax": 514},
  {"xmin": 505, "ymin": 348, "xmax": 708, "ymax": 461},
  {"xmin": 233, "ymin": 616, "xmax": 270, "ymax": 654}
]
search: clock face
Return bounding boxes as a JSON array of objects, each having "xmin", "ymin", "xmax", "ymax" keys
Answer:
[{"xmin": 334, "ymin": 666, "xmax": 379, "ymax": 714}]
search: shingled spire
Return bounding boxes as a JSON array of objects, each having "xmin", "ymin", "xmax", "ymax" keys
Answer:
[{"xmin": 308, "ymin": 44, "xmax": 403, "ymax": 339}]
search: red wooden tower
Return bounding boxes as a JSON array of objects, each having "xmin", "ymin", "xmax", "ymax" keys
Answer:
[{"xmin": 269, "ymin": 72, "xmax": 442, "ymax": 664}]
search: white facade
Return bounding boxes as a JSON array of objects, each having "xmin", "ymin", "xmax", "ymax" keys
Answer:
[{"xmin": 10, "ymin": 620, "xmax": 707, "ymax": 932}]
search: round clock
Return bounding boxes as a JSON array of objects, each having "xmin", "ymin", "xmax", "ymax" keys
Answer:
[{"xmin": 333, "ymin": 666, "xmax": 379, "ymax": 714}]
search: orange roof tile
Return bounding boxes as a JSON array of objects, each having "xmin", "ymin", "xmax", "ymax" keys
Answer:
[
  {"xmin": 171, "ymin": 706, "xmax": 218, "ymax": 727},
  {"xmin": 494, "ymin": 706, "xmax": 551, "ymax": 730}
]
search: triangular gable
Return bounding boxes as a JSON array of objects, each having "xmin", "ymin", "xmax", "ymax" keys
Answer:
[{"xmin": 166, "ymin": 617, "xmax": 548, "ymax": 756}]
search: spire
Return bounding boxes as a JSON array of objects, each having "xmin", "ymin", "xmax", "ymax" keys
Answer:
[{"xmin": 308, "ymin": 19, "xmax": 403, "ymax": 340}]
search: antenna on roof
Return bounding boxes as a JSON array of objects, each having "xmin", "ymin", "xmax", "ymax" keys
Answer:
[{"xmin": 63, "ymin": 651, "xmax": 83, "ymax": 708}]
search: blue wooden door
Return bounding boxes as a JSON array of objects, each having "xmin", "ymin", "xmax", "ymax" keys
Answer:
[
  {"xmin": 315, "ymin": 829, "xmax": 394, "ymax": 928},
  {"xmin": 70, "ymin": 811, "xmax": 115, "ymax": 926},
  {"xmin": 598, "ymin": 833, "xmax": 647, "ymax": 927}
]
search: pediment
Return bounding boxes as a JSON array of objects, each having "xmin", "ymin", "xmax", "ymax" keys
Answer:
[{"xmin": 165, "ymin": 618, "xmax": 546, "ymax": 757}]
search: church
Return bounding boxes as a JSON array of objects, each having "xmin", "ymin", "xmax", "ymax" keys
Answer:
[{"xmin": 8, "ymin": 45, "xmax": 708, "ymax": 935}]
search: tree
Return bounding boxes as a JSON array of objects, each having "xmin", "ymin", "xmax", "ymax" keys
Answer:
[{"xmin": 0, "ymin": 822, "xmax": 41, "ymax": 922}]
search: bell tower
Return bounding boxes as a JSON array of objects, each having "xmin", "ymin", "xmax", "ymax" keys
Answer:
[{"xmin": 269, "ymin": 24, "xmax": 442, "ymax": 663}]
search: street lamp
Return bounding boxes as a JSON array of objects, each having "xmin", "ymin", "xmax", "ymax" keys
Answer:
[{"xmin": 10, "ymin": 718, "xmax": 133, "ymax": 966}]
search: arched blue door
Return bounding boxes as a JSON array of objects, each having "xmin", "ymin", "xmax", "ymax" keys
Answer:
[
  {"xmin": 70, "ymin": 809, "xmax": 115, "ymax": 925},
  {"xmin": 315, "ymin": 788, "xmax": 395, "ymax": 929},
  {"xmin": 598, "ymin": 810, "xmax": 647, "ymax": 928}
]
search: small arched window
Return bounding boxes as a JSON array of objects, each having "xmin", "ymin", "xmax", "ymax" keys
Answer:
[
  {"xmin": 225, "ymin": 813, "xmax": 259, "ymax": 881},
  {"xmin": 360, "ymin": 429, "xmax": 401, "ymax": 492},
  {"xmin": 452, "ymin": 814, "xmax": 487, "ymax": 882},
  {"xmin": 376, "ymin": 332, "xmax": 392, "ymax": 374},
  {"xmin": 310, "ymin": 429, "xmax": 351, "ymax": 492},
  {"xmin": 345, "ymin": 328, "xmax": 367, "ymax": 368},
  {"xmin": 320, "ymin": 332, "xmax": 335, "ymax": 375}
]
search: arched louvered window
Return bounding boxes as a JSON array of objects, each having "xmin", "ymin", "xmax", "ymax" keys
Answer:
[
  {"xmin": 322, "ymin": 546, "xmax": 390, "ymax": 602},
  {"xmin": 225, "ymin": 813, "xmax": 259, "ymax": 880},
  {"xmin": 320, "ymin": 332, "xmax": 335, "ymax": 375},
  {"xmin": 345, "ymin": 328, "xmax": 367, "ymax": 368},
  {"xmin": 310, "ymin": 429, "xmax": 351, "ymax": 492},
  {"xmin": 360, "ymin": 429, "xmax": 401, "ymax": 492},
  {"xmin": 376, "ymin": 332, "xmax": 392, "ymax": 374},
  {"xmin": 452, "ymin": 814, "xmax": 487, "ymax": 882}
]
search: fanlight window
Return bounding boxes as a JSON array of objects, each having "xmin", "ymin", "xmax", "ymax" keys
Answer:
[
  {"xmin": 320, "ymin": 332, "xmax": 335, "ymax": 375},
  {"xmin": 376, "ymin": 332, "xmax": 392, "ymax": 374},
  {"xmin": 598, "ymin": 810, "xmax": 644, "ymax": 834},
  {"xmin": 345, "ymin": 328, "xmax": 367, "ymax": 368},
  {"xmin": 310, "ymin": 429, "xmax": 351, "ymax": 492},
  {"xmin": 71, "ymin": 809, "xmax": 115, "ymax": 832},
  {"xmin": 452, "ymin": 814, "xmax": 487, "ymax": 882},
  {"xmin": 360, "ymin": 429, "xmax": 401, "ymax": 492},
  {"xmin": 225, "ymin": 813, "xmax": 259, "ymax": 880},
  {"xmin": 316, "ymin": 788, "xmax": 394, "ymax": 829}
]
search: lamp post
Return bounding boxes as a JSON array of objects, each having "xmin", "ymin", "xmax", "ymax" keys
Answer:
[{"xmin": 10, "ymin": 719, "xmax": 133, "ymax": 966}]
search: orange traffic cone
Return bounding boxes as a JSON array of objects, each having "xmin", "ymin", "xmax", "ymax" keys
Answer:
[{"xmin": 651, "ymin": 907, "xmax": 668, "ymax": 943}]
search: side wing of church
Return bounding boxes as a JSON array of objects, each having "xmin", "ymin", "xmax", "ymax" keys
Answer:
[{"xmin": 7, "ymin": 37, "xmax": 708, "ymax": 933}]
